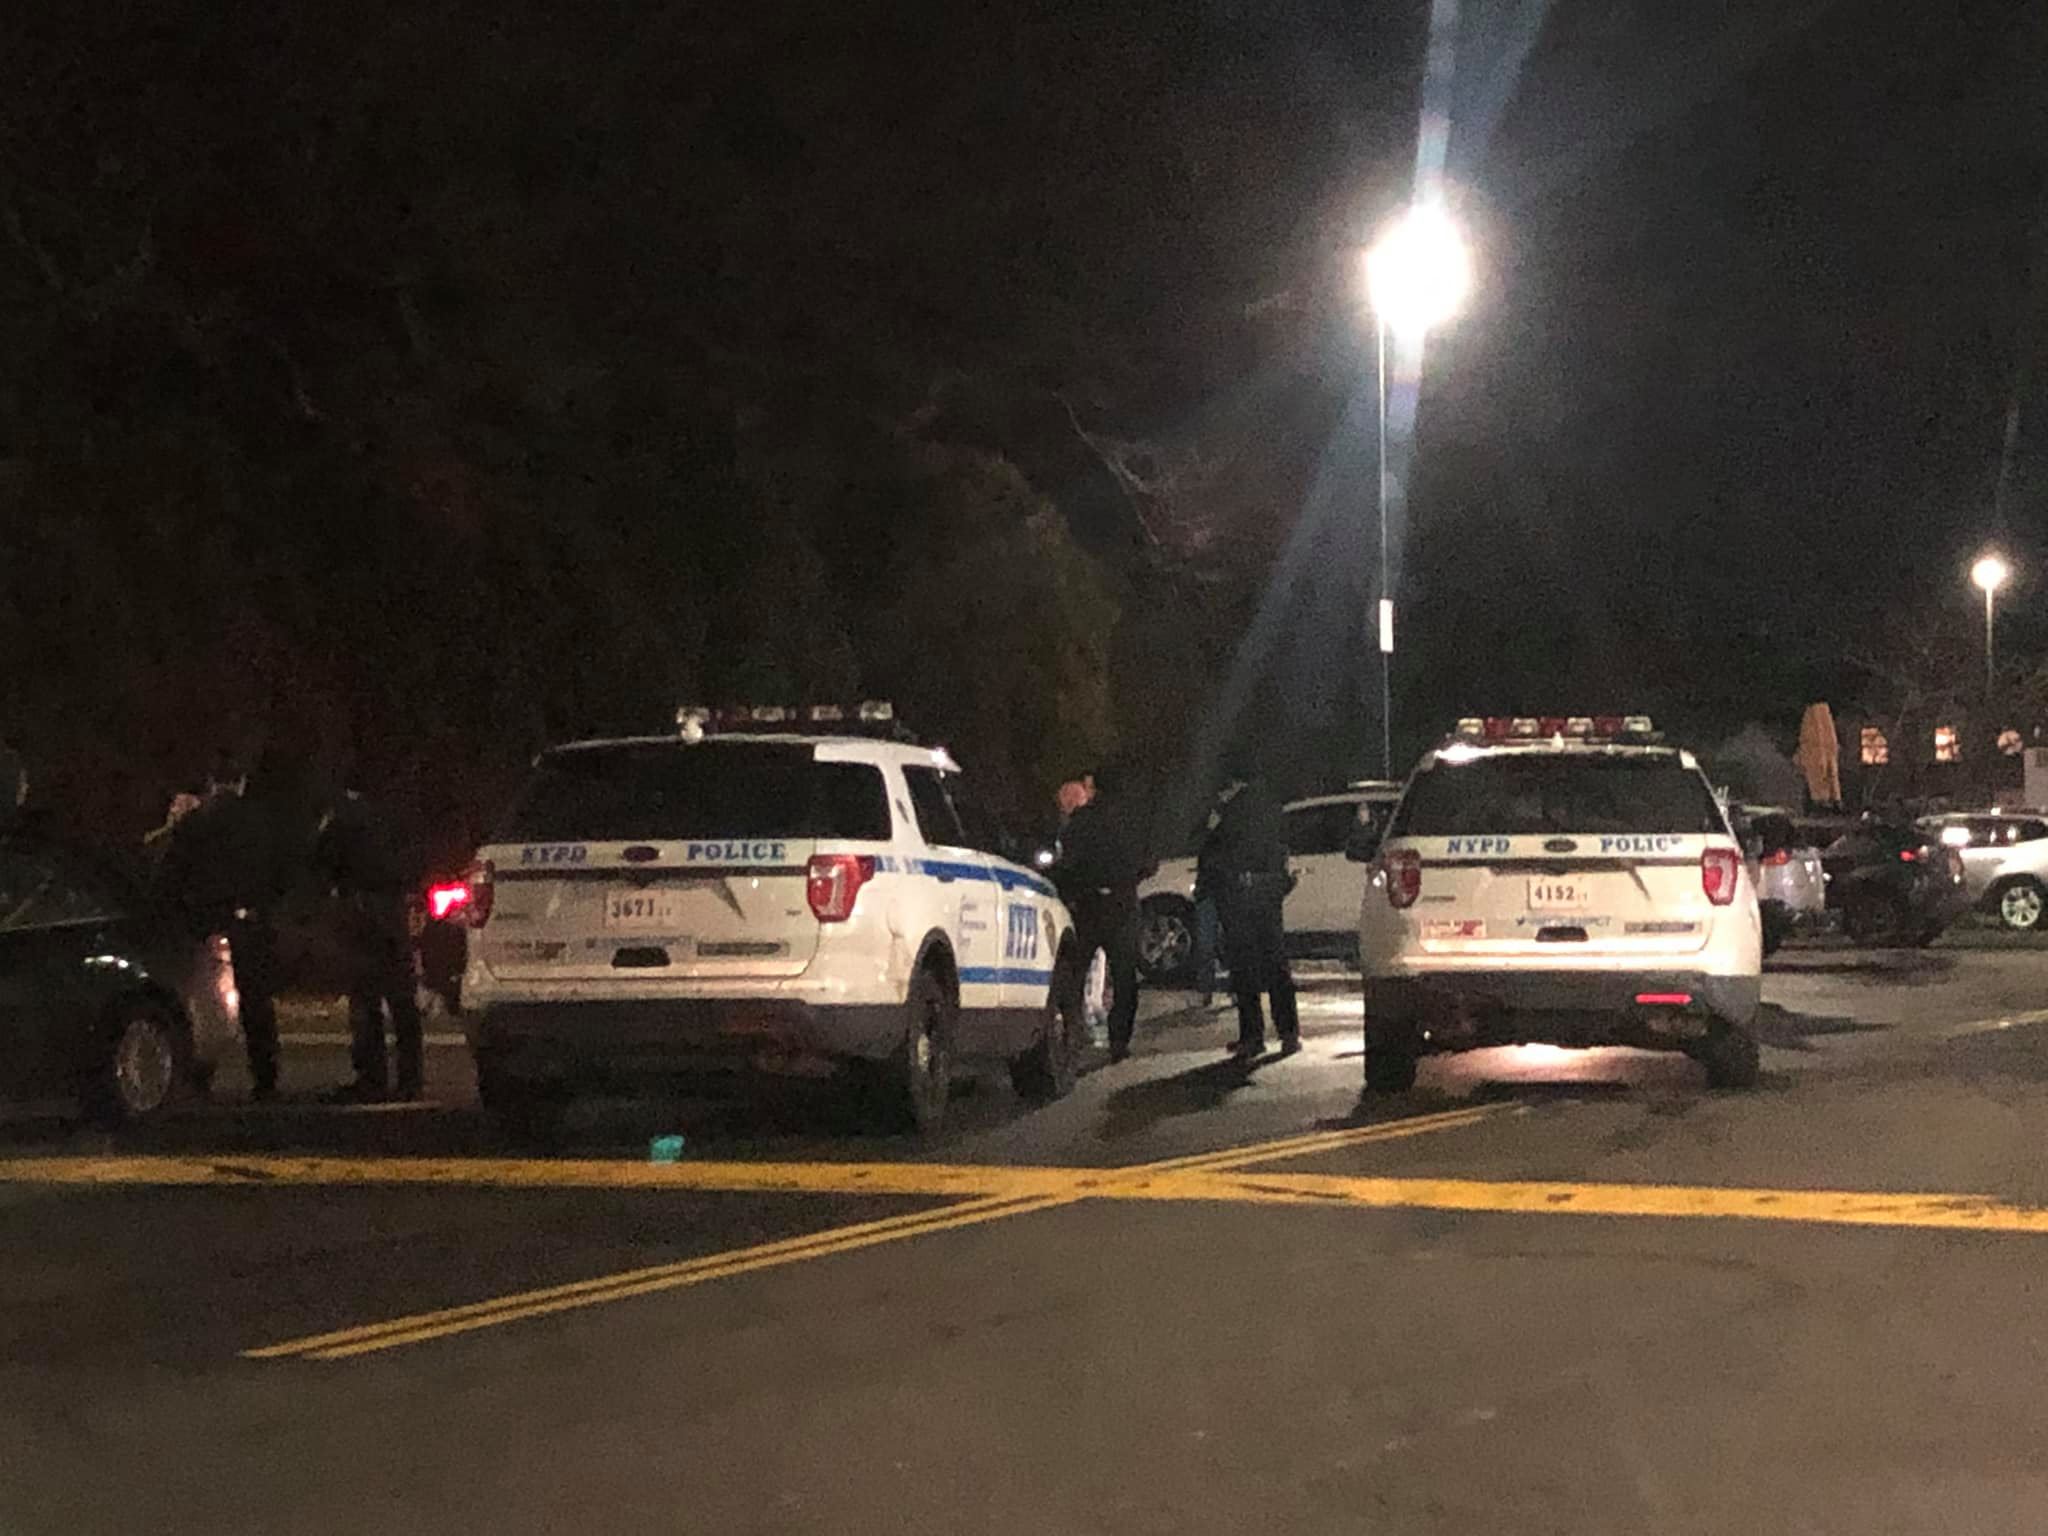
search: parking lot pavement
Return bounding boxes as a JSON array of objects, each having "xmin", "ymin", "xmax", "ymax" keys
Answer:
[{"xmin": 6, "ymin": 936, "xmax": 2048, "ymax": 1533}]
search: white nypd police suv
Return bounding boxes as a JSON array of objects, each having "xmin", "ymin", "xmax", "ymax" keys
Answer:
[
  {"xmin": 1356, "ymin": 716, "xmax": 1762, "ymax": 1094},
  {"xmin": 460, "ymin": 704, "xmax": 1083, "ymax": 1135}
]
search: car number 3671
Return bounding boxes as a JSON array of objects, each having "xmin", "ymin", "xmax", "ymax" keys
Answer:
[{"xmin": 606, "ymin": 891, "xmax": 682, "ymax": 930}]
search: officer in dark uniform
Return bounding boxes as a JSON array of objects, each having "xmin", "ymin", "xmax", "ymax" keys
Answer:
[
  {"xmin": 1198, "ymin": 764, "xmax": 1301, "ymax": 1059},
  {"xmin": 317, "ymin": 780, "xmax": 424, "ymax": 1102},
  {"xmin": 1054, "ymin": 763, "xmax": 1152, "ymax": 1062},
  {"xmin": 162, "ymin": 749, "xmax": 306, "ymax": 1101}
]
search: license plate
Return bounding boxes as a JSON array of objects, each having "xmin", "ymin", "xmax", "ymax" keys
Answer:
[
  {"xmin": 1528, "ymin": 877, "xmax": 1590, "ymax": 911},
  {"xmin": 604, "ymin": 890, "xmax": 684, "ymax": 931}
]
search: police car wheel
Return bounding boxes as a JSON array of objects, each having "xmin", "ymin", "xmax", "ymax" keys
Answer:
[
  {"xmin": 889, "ymin": 969, "xmax": 955, "ymax": 1134},
  {"xmin": 1693, "ymin": 1023, "xmax": 1760, "ymax": 1090},
  {"xmin": 1137, "ymin": 898, "xmax": 1198, "ymax": 986},
  {"xmin": 478, "ymin": 1063, "xmax": 570, "ymax": 1145},
  {"xmin": 1362, "ymin": 1042, "xmax": 1419, "ymax": 1094},
  {"xmin": 1010, "ymin": 946, "xmax": 1081, "ymax": 1103}
]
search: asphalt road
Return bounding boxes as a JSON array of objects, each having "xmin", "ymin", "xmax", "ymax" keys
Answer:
[{"xmin": 5, "ymin": 935, "xmax": 2048, "ymax": 1534}]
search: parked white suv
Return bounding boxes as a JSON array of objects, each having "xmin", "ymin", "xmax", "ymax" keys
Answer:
[
  {"xmin": 1136, "ymin": 782, "xmax": 1401, "ymax": 985},
  {"xmin": 461, "ymin": 706, "xmax": 1082, "ymax": 1136},
  {"xmin": 1358, "ymin": 718, "xmax": 1762, "ymax": 1092},
  {"xmin": 1919, "ymin": 811, "xmax": 2048, "ymax": 931}
]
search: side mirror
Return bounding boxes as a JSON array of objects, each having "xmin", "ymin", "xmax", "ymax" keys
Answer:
[{"xmin": 1345, "ymin": 823, "xmax": 1383, "ymax": 864}]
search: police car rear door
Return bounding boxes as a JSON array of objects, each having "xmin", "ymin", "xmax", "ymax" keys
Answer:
[
  {"xmin": 1387, "ymin": 748, "xmax": 1735, "ymax": 957},
  {"xmin": 477, "ymin": 740, "xmax": 891, "ymax": 981},
  {"xmin": 899, "ymin": 764, "xmax": 1005, "ymax": 1036},
  {"xmin": 948, "ymin": 775, "xmax": 1057, "ymax": 1029}
]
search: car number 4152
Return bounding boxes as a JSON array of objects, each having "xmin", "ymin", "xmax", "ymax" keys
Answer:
[{"xmin": 1528, "ymin": 879, "xmax": 1589, "ymax": 910}]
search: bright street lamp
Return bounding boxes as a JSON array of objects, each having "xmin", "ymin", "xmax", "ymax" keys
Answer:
[
  {"xmin": 1972, "ymin": 552, "xmax": 2010, "ymax": 698},
  {"xmin": 1366, "ymin": 201, "xmax": 1473, "ymax": 342},
  {"xmin": 1363, "ymin": 201, "xmax": 1471, "ymax": 779}
]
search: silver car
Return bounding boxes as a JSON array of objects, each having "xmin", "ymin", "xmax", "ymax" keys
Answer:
[
  {"xmin": 1918, "ymin": 811, "xmax": 2048, "ymax": 931},
  {"xmin": 1737, "ymin": 806, "xmax": 1827, "ymax": 955}
]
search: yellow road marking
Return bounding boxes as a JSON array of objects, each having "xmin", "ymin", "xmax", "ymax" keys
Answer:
[
  {"xmin": 228, "ymin": 1109, "xmax": 1505, "ymax": 1360},
  {"xmin": 249, "ymin": 1192, "xmax": 1074, "ymax": 1360},
  {"xmin": 0, "ymin": 1154, "xmax": 1056, "ymax": 1200},
  {"xmin": 0, "ymin": 1108, "xmax": 1500, "ymax": 1201},
  {"xmin": 1141, "ymin": 1170, "xmax": 2048, "ymax": 1234},
  {"xmin": 1135, "ymin": 1104, "xmax": 1501, "ymax": 1176}
]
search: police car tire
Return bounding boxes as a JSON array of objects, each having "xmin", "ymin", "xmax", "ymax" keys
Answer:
[
  {"xmin": 1694, "ymin": 1023, "xmax": 1760, "ymax": 1090},
  {"xmin": 887, "ymin": 968, "xmax": 955, "ymax": 1134},
  {"xmin": 1010, "ymin": 944, "xmax": 1082, "ymax": 1103},
  {"xmin": 1362, "ymin": 1043, "xmax": 1419, "ymax": 1094},
  {"xmin": 478, "ymin": 1064, "xmax": 570, "ymax": 1145}
]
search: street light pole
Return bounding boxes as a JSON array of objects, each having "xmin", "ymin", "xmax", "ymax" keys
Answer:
[
  {"xmin": 1364, "ymin": 199, "xmax": 1470, "ymax": 784},
  {"xmin": 1984, "ymin": 583, "xmax": 1997, "ymax": 699},
  {"xmin": 1376, "ymin": 317, "xmax": 1392, "ymax": 782}
]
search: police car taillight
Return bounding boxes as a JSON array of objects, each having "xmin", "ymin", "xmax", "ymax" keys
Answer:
[
  {"xmin": 807, "ymin": 854, "xmax": 875, "ymax": 923},
  {"xmin": 1384, "ymin": 849, "xmax": 1422, "ymax": 909},
  {"xmin": 1701, "ymin": 848, "xmax": 1740, "ymax": 907},
  {"xmin": 463, "ymin": 859, "xmax": 495, "ymax": 928}
]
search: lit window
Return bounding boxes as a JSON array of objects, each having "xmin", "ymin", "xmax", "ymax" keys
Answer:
[
  {"xmin": 1859, "ymin": 726, "xmax": 1888, "ymax": 766},
  {"xmin": 1934, "ymin": 725, "xmax": 1961, "ymax": 764},
  {"xmin": 1998, "ymin": 729, "xmax": 2023, "ymax": 756}
]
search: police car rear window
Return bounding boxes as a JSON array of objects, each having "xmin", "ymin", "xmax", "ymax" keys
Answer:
[
  {"xmin": 1390, "ymin": 754, "xmax": 1726, "ymax": 838},
  {"xmin": 500, "ymin": 744, "xmax": 891, "ymax": 843}
]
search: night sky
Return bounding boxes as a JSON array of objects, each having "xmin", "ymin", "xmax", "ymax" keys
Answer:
[
  {"xmin": 1402, "ymin": 0, "xmax": 2044, "ymax": 753},
  {"xmin": 1, "ymin": 0, "xmax": 2042, "ymax": 840}
]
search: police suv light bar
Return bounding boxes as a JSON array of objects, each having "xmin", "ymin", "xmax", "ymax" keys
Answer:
[
  {"xmin": 674, "ymin": 702, "xmax": 899, "ymax": 738},
  {"xmin": 1450, "ymin": 715, "xmax": 1657, "ymax": 743}
]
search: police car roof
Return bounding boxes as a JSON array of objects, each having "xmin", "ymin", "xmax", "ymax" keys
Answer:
[{"xmin": 543, "ymin": 733, "xmax": 958, "ymax": 769}]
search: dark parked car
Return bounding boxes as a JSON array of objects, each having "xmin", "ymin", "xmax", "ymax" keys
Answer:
[
  {"xmin": 1808, "ymin": 817, "xmax": 1971, "ymax": 947},
  {"xmin": 0, "ymin": 835, "xmax": 240, "ymax": 1122}
]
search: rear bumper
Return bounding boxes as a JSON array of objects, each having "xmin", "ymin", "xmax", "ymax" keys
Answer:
[
  {"xmin": 1365, "ymin": 968, "xmax": 1760, "ymax": 1052},
  {"xmin": 468, "ymin": 996, "xmax": 907, "ymax": 1085}
]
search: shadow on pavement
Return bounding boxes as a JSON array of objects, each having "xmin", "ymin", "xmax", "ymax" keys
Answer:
[
  {"xmin": 1749, "ymin": 1002, "xmax": 1889, "ymax": 1052},
  {"xmin": 1769, "ymin": 953, "xmax": 1957, "ymax": 985},
  {"xmin": 1096, "ymin": 1053, "xmax": 1274, "ymax": 1142},
  {"xmin": 0, "ymin": 1081, "xmax": 927, "ymax": 1162}
]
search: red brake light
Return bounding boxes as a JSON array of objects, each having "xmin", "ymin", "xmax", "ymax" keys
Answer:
[
  {"xmin": 1759, "ymin": 848, "xmax": 1791, "ymax": 867},
  {"xmin": 1384, "ymin": 849, "xmax": 1423, "ymax": 909},
  {"xmin": 463, "ymin": 860, "xmax": 494, "ymax": 928},
  {"xmin": 1702, "ymin": 847, "xmax": 1741, "ymax": 907},
  {"xmin": 1635, "ymin": 992, "xmax": 1694, "ymax": 1008},
  {"xmin": 806, "ymin": 854, "xmax": 875, "ymax": 923},
  {"xmin": 1897, "ymin": 848, "xmax": 1918, "ymax": 863},
  {"xmin": 427, "ymin": 881, "xmax": 471, "ymax": 922}
]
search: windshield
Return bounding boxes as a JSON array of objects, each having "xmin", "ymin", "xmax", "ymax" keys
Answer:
[
  {"xmin": 1390, "ymin": 753, "xmax": 1728, "ymax": 838},
  {"xmin": 499, "ymin": 743, "xmax": 892, "ymax": 842}
]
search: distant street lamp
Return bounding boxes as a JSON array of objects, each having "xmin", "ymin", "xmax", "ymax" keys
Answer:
[
  {"xmin": 1363, "ymin": 201, "xmax": 1471, "ymax": 778},
  {"xmin": 1972, "ymin": 552, "xmax": 2009, "ymax": 699}
]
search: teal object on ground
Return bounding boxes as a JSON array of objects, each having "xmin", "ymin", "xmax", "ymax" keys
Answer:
[{"xmin": 649, "ymin": 1134, "xmax": 686, "ymax": 1163}]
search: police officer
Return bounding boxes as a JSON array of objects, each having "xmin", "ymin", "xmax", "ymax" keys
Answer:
[
  {"xmin": 1198, "ymin": 763, "xmax": 1300, "ymax": 1059},
  {"xmin": 317, "ymin": 777, "xmax": 424, "ymax": 1103},
  {"xmin": 162, "ymin": 748, "xmax": 305, "ymax": 1101},
  {"xmin": 1054, "ymin": 763, "xmax": 1150, "ymax": 1062}
]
